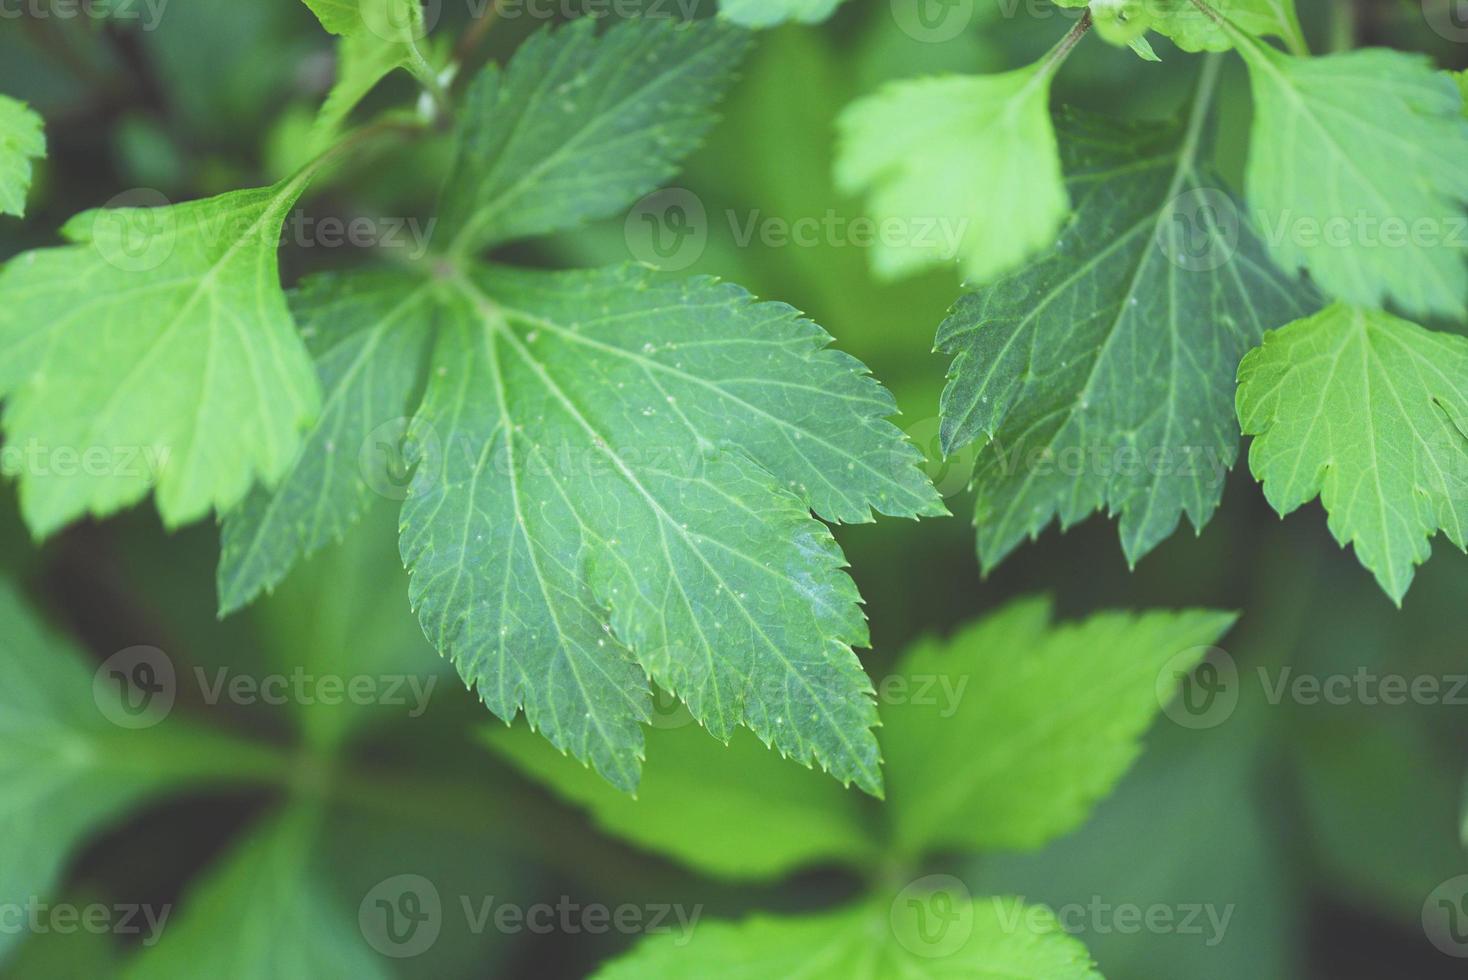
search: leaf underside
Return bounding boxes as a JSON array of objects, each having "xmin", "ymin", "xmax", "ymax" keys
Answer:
[{"xmin": 938, "ymin": 108, "xmax": 1315, "ymax": 572}]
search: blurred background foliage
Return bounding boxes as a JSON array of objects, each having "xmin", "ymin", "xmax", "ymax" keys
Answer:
[{"xmin": 2, "ymin": 0, "xmax": 1468, "ymax": 976}]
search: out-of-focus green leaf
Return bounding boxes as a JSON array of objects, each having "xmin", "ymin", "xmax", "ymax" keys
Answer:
[
  {"xmin": 0, "ymin": 582, "xmax": 209, "ymax": 964},
  {"xmin": 1236, "ymin": 42, "xmax": 1468, "ymax": 318},
  {"xmin": 120, "ymin": 806, "xmax": 387, "ymax": 979},
  {"xmin": 973, "ymin": 690, "xmax": 1302, "ymax": 980},
  {"xmin": 836, "ymin": 55, "xmax": 1068, "ymax": 284},
  {"xmin": 719, "ymin": 0, "xmax": 844, "ymax": 28},
  {"xmin": 883, "ymin": 597, "xmax": 1236, "ymax": 856},
  {"xmin": 0, "ymin": 95, "xmax": 44, "ymax": 217},
  {"xmin": 595, "ymin": 895, "xmax": 1102, "ymax": 978},
  {"xmin": 484, "ymin": 721, "xmax": 879, "ymax": 881}
]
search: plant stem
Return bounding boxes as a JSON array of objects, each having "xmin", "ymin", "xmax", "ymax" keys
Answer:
[
  {"xmin": 1037, "ymin": 9, "xmax": 1093, "ymax": 81},
  {"xmin": 453, "ymin": 0, "xmax": 503, "ymax": 69},
  {"xmin": 406, "ymin": 38, "xmax": 454, "ymax": 121},
  {"xmin": 1328, "ymin": 1, "xmax": 1357, "ymax": 52}
]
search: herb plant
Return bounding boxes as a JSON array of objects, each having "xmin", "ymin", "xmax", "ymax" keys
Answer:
[{"xmin": 2, "ymin": 0, "xmax": 1467, "ymax": 977}]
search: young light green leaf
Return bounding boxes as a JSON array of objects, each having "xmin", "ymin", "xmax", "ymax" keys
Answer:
[
  {"xmin": 0, "ymin": 183, "xmax": 323, "ymax": 537},
  {"xmin": 217, "ymin": 269, "xmax": 435, "ymax": 615},
  {"xmin": 305, "ymin": 32, "xmax": 413, "ymax": 156},
  {"xmin": 0, "ymin": 582, "xmax": 192, "ymax": 963},
  {"xmin": 400, "ymin": 263, "xmax": 942, "ymax": 795},
  {"xmin": 882, "ymin": 596, "xmax": 1237, "ymax": 857},
  {"xmin": 299, "ymin": 0, "xmax": 425, "ymax": 44},
  {"xmin": 0, "ymin": 95, "xmax": 44, "ymax": 218},
  {"xmin": 484, "ymin": 721, "xmax": 878, "ymax": 881},
  {"xmin": 719, "ymin": 0, "xmax": 844, "ymax": 28},
  {"xmin": 1128, "ymin": 35, "xmax": 1162, "ymax": 62},
  {"xmin": 939, "ymin": 106, "xmax": 1315, "ymax": 571},
  {"xmin": 1150, "ymin": 0, "xmax": 1306, "ymax": 54},
  {"xmin": 594, "ymin": 895, "xmax": 1102, "ymax": 979},
  {"xmin": 1066, "ymin": 0, "xmax": 1152, "ymax": 46},
  {"xmin": 1236, "ymin": 303, "xmax": 1468, "ymax": 605},
  {"xmin": 438, "ymin": 17, "xmax": 750, "ymax": 256},
  {"xmin": 835, "ymin": 53, "xmax": 1069, "ymax": 284},
  {"xmin": 1234, "ymin": 40, "xmax": 1468, "ymax": 319},
  {"xmin": 120, "ymin": 807, "xmax": 387, "ymax": 980}
]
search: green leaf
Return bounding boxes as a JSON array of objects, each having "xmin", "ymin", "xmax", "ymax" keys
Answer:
[
  {"xmin": 1074, "ymin": 0, "xmax": 1154, "ymax": 47},
  {"xmin": 835, "ymin": 55, "xmax": 1068, "ymax": 284},
  {"xmin": 938, "ymin": 107, "xmax": 1315, "ymax": 571},
  {"xmin": 299, "ymin": 0, "xmax": 425, "ymax": 44},
  {"xmin": 437, "ymin": 17, "xmax": 750, "ymax": 256},
  {"xmin": 1236, "ymin": 303, "xmax": 1468, "ymax": 604},
  {"xmin": 250, "ymin": 504, "xmax": 442, "ymax": 751},
  {"xmin": 882, "ymin": 597, "xmax": 1237, "ymax": 856},
  {"xmin": 217, "ymin": 269, "xmax": 435, "ymax": 615},
  {"xmin": 305, "ymin": 32, "xmax": 413, "ymax": 156},
  {"xmin": 973, "ymin": 690, "xmax": 1301, "ymax": 980},
  {"xmin": 0, "ymin": 95, "xmax": 44, "ymax": 218},
  {"xmin": 1234, "ymin": 41, "xmax": 1468, "ymax": 319},
  {"xmin": 1128, "ymin": 35, "xmax": 1162, "ymax": 62},
  {"xmin": 401, "ymin": 263, "xmax": 942, "ymax": 795},
  {"xmin": 719, "ymin": 0, "xmax": 844, "ymax": 28},
  {"xmin": 1150, "ymin": 0, "xmax": 1305, "ymax": 54},
  {"xmin": 0, "ymin": 181, "xmax": 323, "ymax": 537},
  {"xmin": 594, "ymin": 895, "xmax": 1102, "ymax": 978},
  {"xmin": 120, "ymin": 807, "xmax": 387, "ymax": 980},
  {"xmin": 0, "ymin": 582, "xmax": 182, "ymax": 964},
  {"xmin": 483, "ymin": 720, "xmax": 879, "ymax": 881}
]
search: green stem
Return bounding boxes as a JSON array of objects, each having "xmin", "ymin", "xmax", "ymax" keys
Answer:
[
  {"xmin": 1327, "ymin": 1, "xmax": 1356, "ymax": 52},
  {"xmin": 406, "ymin": 38, "xmax": 454, "ymax": 121}
]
